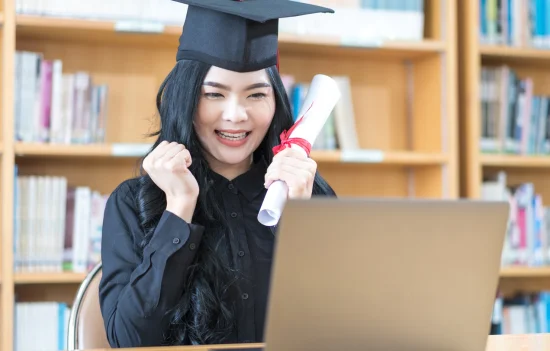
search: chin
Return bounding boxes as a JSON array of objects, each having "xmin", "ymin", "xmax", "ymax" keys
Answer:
[
  {"xmin": 202, "ymin": 142, "xmax": 256, "ymax": 166},
  {"xmin": 213, "ymin": 147, "xmax": 254, "ymax": 165}
]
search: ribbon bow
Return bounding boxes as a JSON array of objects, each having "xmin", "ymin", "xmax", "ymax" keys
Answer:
[{"xmin": 272, "ymin": 102, "xmax": 314, "ymax": 156}]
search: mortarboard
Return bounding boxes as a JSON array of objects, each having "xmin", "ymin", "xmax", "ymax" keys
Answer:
[{"xmin": 171, "ymin": 0, "xmax": 334, "ymax": 72}]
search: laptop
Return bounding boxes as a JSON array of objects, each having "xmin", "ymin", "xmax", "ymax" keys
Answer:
[{"xmin": 260, "ymin": 197, "xmax": 509, "ymax": 351}]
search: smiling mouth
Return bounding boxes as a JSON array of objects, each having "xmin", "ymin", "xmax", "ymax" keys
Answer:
[{"xmin": 215, "ymin": 130, "xmax": 251, "ymax": 141}]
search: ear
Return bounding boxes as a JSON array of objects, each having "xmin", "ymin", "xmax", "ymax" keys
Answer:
[{"xmin": 276, "ymin": 48, "xmax": 280, "ymax": 71}]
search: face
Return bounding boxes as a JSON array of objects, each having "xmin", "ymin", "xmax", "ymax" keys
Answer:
[{"xmin": 194, "ymin": 65, "xmax": 275, "ymax": 169}]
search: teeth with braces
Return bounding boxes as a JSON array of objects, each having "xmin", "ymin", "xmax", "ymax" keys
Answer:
[{"xmin": 217, "ymin": 131, "xmax": 248, "ymax": 140}]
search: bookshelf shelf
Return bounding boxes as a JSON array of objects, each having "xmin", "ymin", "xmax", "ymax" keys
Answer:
[
  {"xmin": 500, "ymin": 266, "xmax": 550, "ymax": 278},
  {"xmin": 278, "ymin": 35, "xmax": 446, "ymax": 60},
  {"xmin": 14, "ymin": 272, "xmax": 87, "ymax": 284},
  {"xmin": 13, "ymin": 142, "xmax": 449, "ymax": 166},
  {"xmin": 480, "ymin": 154, "xmax": 550, "ymax": 168},
  {"xmin": 15, "ymin": 15, "xmax": 445, "ymax": 60},
  {"xmin": 9, "ymin": 270, "xmax": 550, "ymax": 314},
  {"xmin": 338, "ymin": 150, "xmax": 449, "ymax": 165},
  {"xmin": 480, "ymin": 45, "xmax": 550, "ymax": 65},
  {"xmin": 15, "ymin": 142, "xmax": 115, "ymax": 157},
  {"xmin": 499, "ymin": 268, "xmax": 550, "ymax": 297}
]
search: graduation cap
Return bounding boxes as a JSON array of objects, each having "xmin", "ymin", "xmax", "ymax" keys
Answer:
[{"xmin": 171, "ymin": 0, "xmax": 334, "ymax": 72}]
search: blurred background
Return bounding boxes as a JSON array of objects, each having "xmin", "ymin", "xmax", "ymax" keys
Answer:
[{"xmin": 0, "ymin": 0, "xmax": 550, "ymax": 350}]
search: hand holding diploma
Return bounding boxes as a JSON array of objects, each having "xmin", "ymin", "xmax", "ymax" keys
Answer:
[{"xmin": 258, "ymin": 74, "xmax": 341, "ymax": 226}]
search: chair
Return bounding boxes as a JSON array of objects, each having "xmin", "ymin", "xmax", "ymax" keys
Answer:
[{"xmin": 67, "ymin": 262, "xmax": 111, "ymax": 350}]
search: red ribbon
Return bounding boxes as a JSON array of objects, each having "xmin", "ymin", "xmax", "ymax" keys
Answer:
[{"xmin": 272, "ymin": 102, "xmax": 313, "ymax": 156}]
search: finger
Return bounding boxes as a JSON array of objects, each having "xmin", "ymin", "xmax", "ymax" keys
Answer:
[
  {"xmin": 144, "ymin": 141, "xmax": 167, "ymax": 170},
  {"xmin": 160, "ymin": 143, "xmax": 185, "ymax": 161},
  {"xmin": 267, "ymin": 154, "xmax": 316, "ymax": 179},
  {"xmin": 265, "ymin": 160, "xmax": 314, "ymax": 187},
  {"xmin": 152, "ymin": 140, "xmax": 171, "ymax": 158},
  {"xmin": 166, "ymin": 149, "xmax": 191, "ymax": 173},
  {"xmin": 272, "ymin": 150, "xmax": 313, "ymax": 170},
  {"xmin": 265, "ymin": 168, "xmax": 311, "ymax": 198},
  {"xmin": 265, "ymin": 163, "xmax": 312, "ymax": 189},
  {"xmin": 146, "ymin": 141, "xmax": 171, "ymax": 165},
  {"xmin": 270, "ymin": 150, "xmax": 307, "ymax": 166},
  {"xmin": 173, "ymin": 148, "xmax": 192, "ymax": 168},
  {"xmin": 274, "ymin": 147, "xmax": 308, "ymax": 160}
]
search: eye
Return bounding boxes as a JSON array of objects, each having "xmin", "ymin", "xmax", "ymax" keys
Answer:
[
  {"xmin": 249, "ymin": 92, "xmax": 266, "ymax": 100},
  {"xmin": 204, "ymin": 92, "xmax": 224, "ymax": 99}
]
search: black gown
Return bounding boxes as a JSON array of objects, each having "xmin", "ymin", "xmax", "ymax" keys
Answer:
[{"xmin": 98, "ymin": 158, "xmax": 331, "ymax": 348}]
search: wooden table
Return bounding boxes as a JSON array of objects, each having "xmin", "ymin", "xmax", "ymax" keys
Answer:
[
  {"xmin": 81, "ymin": 334, "xmax": 550, "ymax": 351},
  {"xmin": 485, "ymin": 334, "xmax": 550, "ymax": 351}
]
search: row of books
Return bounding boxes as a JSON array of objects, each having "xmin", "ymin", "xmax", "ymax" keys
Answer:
[
  {"xmin": 280, "ymin": 74, "xmax": 359, "ymax": 151},
  {"xmin": 15, "ymin": 0, "xmax": 425, "ymax": 43},
  {"xmin": 480, "ymin": 65, "xmax": 550, "ymax": 155},
  {"xmin": 480, "ymin": 0, "xmax": 550, "ymax": 48},
  {"xmin": 15, "ymin": 0, "xmax": 187, "ymax": 25},
  {"xmin": 14, "ymin": 170, "xmax": 106, "ymax": 273},
  {"xmin": 15, "ymin": 51, "xmax": 109, "ymax": 145},
  {"xmin": 492, "ymin": 292, "xmax": 550, "ymax": 334},
  {"xmin": 11, "ymin": 296, "xmax": 550, "ymax": 348},
  {"xmin": 278, "ymin": 0, "xmax": 425, "ymax": 43},
  {"xmin": 14, "ymin": 301, "xmax": 71, "ymax": 351},
  {"xmin": 482, "ymin": 171, "xmax": 550, "ymax": 267}
]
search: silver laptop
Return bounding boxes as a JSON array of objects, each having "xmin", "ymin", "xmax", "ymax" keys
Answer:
[{"xmin": 262, "ymin": 197, "xmax": 509, "ymax": 351}]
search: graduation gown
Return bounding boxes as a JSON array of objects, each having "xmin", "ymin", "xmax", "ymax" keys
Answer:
[{"xmin": 99, "ymin": 159, "xmax": 287, "ymax": 347}]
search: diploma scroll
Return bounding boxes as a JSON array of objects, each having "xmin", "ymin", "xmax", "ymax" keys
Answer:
[{"xmin": 258, "ymin": 74, "xmax": 341, "ymax": 226}]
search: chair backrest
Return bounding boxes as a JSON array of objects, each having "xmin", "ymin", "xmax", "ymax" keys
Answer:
[{"xmin": 67, "ymin": 262, "xmax": 110, "ymax": 350}]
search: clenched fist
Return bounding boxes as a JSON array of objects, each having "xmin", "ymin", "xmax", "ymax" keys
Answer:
[
  {"xmin": 143, "ymin": 141, "xmax": 199, "ymax": 221},
  {"xmin": 264, "ymin": 147, "xmax": 316, "ymax": 199}
]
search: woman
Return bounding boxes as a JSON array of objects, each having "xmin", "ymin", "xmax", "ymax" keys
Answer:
[{"xmin": 99, "ymin": 0, "xmax": 335, "ymax": 348}]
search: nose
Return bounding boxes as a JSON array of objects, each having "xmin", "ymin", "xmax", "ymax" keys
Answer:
[{"xmin": 222, "ymin": 97, "xmax": 247, "ymax": 123}]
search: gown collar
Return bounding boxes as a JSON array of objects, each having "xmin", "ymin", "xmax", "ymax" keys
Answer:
[{"xmin": 207, "ymin": 156, "xmax": 268, "ymax": 202}]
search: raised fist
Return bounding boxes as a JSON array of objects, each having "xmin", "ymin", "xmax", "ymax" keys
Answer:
[{"xmin": 143, "ymin": 141, "xmax": 200, "ymax": 202}]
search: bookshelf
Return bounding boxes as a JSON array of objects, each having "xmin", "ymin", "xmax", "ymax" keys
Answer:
[
  {"xmin": 0, "ymin": 0, "xmax": 458, "ymax": 350},
  {"xmin": 2, "ymin": 0, "xmax": 15, "ymax": 348},
  {"xmin": 458, "ymin": 0, "xmax": 550, "ymax": 323}
]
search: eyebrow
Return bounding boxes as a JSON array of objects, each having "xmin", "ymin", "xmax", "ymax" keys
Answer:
[{"xmin": 203, "ymin": 81, "xmax": 271, "ymax": 91}]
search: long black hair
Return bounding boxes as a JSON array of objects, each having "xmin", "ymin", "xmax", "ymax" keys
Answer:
[{"xmin": 135, "ymin": 59, "xmax": 336, "ymax": 345}]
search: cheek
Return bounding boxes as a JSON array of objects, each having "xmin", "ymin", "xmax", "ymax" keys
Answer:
[
  {"xmin": 252, "ymin": 100, "xmax": 275, "ymax": 130},
  {"xmin": 193, "ymin": 121, "xmax": 209, "ymax": 141},
  {"xmin": 195, "ymin": 102, "xmax": 219, "ymax": 136}
]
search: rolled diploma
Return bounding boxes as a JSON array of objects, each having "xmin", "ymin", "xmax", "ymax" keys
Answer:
[{"xmin": 258, "ymin": 74, "xmax": 341, "ymax": 226}]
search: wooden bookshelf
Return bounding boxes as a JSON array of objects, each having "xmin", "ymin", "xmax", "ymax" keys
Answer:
[
  {"xmin": 0, "ymin": 1, "xmax": 458, "ymax": 350},
  {"xmin": 499, "ymin": 266, "xmax": 550, "ymax": 298},
  {"xmin": 500, "ymin": 266, "xmax": 550, "ymax": 278},
  {"xmin": 15, "ymin": 141, "xmax": 117, "ymax": 157},
  {"xmin": 480, "ymin": 154, "xmax": 550, "ymax": 168},
  {"xmin": 13, "ymin": 142, "xmax": 450, "ymax": 164},
  {"xmin": 14, "ymin": 272, "xmax": 87, "ymax": 284},
  {"xmin": 458, "ymin": 0, "xmax": 550, "ymax": 300},
  {"xmin": 14, "ymin": 14, "xmax": 447, "ymax": 60},
  {"xmin": 1, "ymin": 0, "xmax": 16, "ymax": 349},
  {"xmin": 480, "ymin": 45, "xmax": 550, "ymax": 62},
  {"xmin": 459, "ymin": 0, "xmax": 550, "ymax": 199}
]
